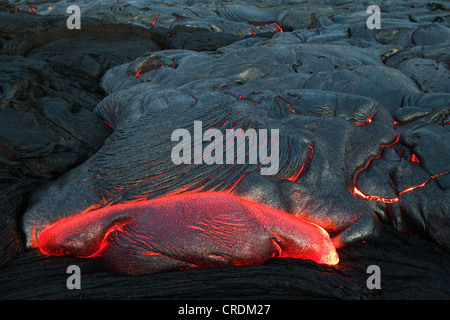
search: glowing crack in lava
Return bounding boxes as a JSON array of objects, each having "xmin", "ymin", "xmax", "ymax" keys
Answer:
[
  {"xmin": 352, "ymin": 137, "xmax": 450, "ymax": 204},
  {"xmin": 37, "ymin": 192, "xmax": 338, "ymax": 275}
]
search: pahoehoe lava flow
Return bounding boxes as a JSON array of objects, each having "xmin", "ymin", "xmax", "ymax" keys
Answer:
[{"xmin": 0, "ymin": 0, "xmax": 450, "ymax": 297}]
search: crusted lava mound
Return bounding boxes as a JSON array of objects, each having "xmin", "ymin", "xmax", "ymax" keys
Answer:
[{"xmin": 0, "ymin": 0, "xmax": 449, "ymax": 299}]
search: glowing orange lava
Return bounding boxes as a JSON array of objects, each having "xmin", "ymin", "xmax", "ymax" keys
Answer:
[
  {"xmin": 36, "ymin": 192, "xmax": 339, "ymax": 270},
  {"xmin": 411, "ymin": 153, "xmax": 420, "ymax": 163}
]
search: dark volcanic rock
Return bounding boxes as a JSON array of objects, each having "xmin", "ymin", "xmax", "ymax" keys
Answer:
[
  {"xmin": 0, "ymin": 0, "xmax": 449, "ymax": 299},
  {"xmin": 0, "ymin": 52, "xmax": 112, "ymax": 266},
  {"xmin": 26, "ymin": 36, "xmax": 160, "ymax": 90},
  {"xmin": 1, "ymin": 222, "xmax": 449, "ymax": 299},
  {"xmin": 0, "ymin": 54, "xmax": 111, "ymax": 178},
  {"xmin": 0, "ymin": 169, "xmax": 41, "ymax": 267},
  {"xmin": 22, "ymin": 87, "xmax": 396, "ymax": 251},
  {"xmin": 0, "ymin": 7, "xmax": 161, "ymax": 268}
]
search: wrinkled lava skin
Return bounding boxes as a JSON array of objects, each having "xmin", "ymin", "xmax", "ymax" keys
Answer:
[
  {"xmin": 24, "ymin": 88, "xmax": 393, "ymax": 253},
  {"xmin": 38, "ymin": 192, "xmax": 338, "ymax": 275},
  {"xmin": 16, "ymin": 3, "xmax": 450, "ymax": 275}
]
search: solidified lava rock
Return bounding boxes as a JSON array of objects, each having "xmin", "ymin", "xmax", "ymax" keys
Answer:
[
  {"xmin": 0, "ymin": 0, "xmax": 449, "ymax": 292},
  {"xmin": 0, "ymin": 6, "xmax": 161, "ymax": 266}
]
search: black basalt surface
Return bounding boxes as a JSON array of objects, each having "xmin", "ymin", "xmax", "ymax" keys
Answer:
[{"xmin": 0, "ymin": 0, "xmax": 449, "ymax": 299}]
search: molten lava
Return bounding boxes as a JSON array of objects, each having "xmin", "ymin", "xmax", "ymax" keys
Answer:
[{"xmin": 37, "ymin": 192, "xmax": 338, "ymax": 274}]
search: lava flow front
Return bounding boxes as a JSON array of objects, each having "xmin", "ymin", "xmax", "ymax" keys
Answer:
[{"xmin": 37, "ymin": 192, "xmax": 338, "ymax": 275}]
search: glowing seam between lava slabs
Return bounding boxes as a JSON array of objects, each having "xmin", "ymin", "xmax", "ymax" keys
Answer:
[
  {"xmin": 278, "ymin": 144, "xmax": 314, "ymax": 182},
  {"xmin": 353, "ymin": 172, "xmax": 449, "ymax": 203},
  {"xmin": 134, "ymin": 56, "xmax": 158, "ymax": 78},
  {"xmin": 352, "ymin": 136, "xmax": 450, "ymax": 203}
]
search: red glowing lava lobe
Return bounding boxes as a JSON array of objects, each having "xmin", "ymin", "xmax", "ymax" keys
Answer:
[{"xmin": 37, "ymin": 192, "xmax": 338, "ymax": 274}]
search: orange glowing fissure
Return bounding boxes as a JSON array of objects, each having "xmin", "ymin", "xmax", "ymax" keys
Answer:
[
  {"xmin": 253, "ymin": 22, "xmax": 283, "ymax": 33},
  {"xmin": 278, "ymin": 144, "xmax": 314, "ymax": 182},
  {"xmin": 346, "ymin": 67, "xmax": 371, "ymax": 90},
  {"xmin": 353, "ymin": 171, "xmax": 449, "ymax": 203},
  {"xmin": 151, "ymin": 14, "xmax": 160, "ymax": 27},
  {"xmin": 273, "ymin": 22, "xmax": 284, "ymax": 33},
  {"xmin": 352, "ymin": 135, "xmax": 449, "ymax": 203},
  {"xmin": 134, "ymin": 57, "xmax": 158, "ymax": 78}
]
